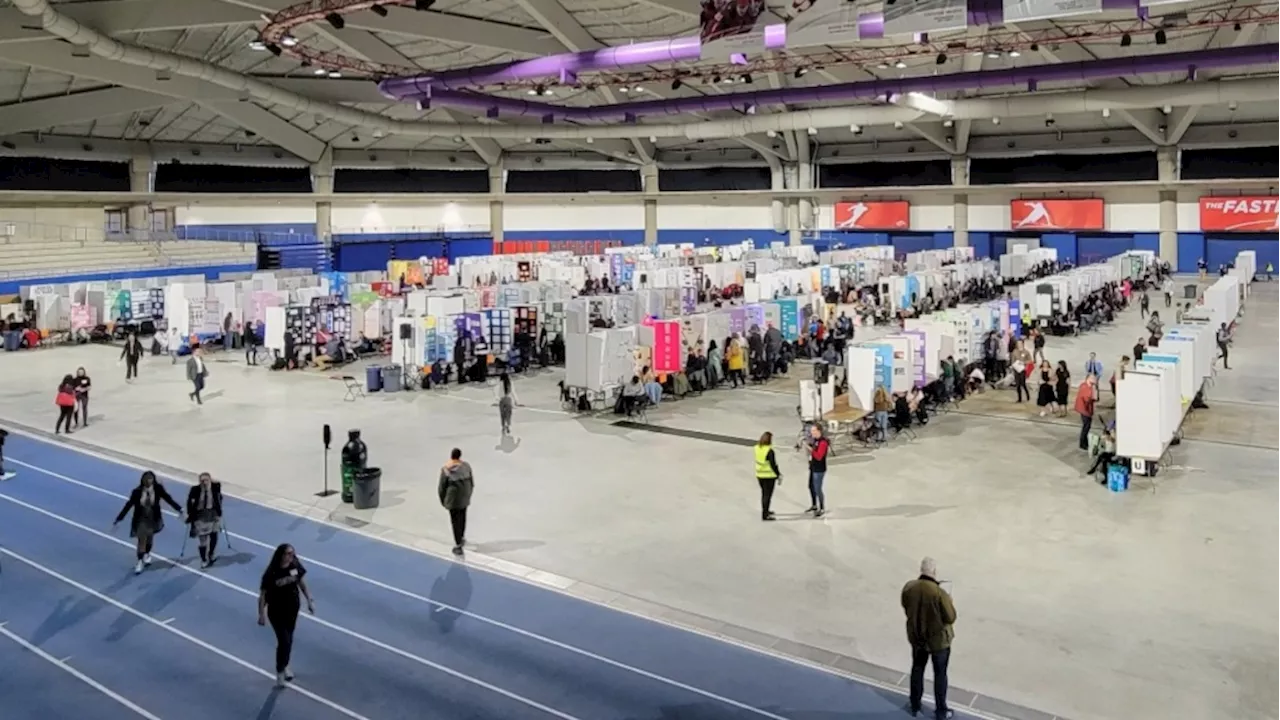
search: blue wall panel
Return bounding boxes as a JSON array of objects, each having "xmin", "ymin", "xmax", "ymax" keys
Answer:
[
  {"xmin": 969, "ymin": 232, "xmax": 991, "ymax": 260},
  {"xmin": 503, "ymin": 230, "xmax": 645, "ymax": 245},
  {"xmin": 891, "ymin": 234, "xmax": 933, "ymax": 257},
  {"xmin": 1133, "ymin": 233, "xmax": 1159, "ymax": 256},
  {"xmin": 1077, "ymin": 235, "xmax": 1134, "ymax": 264},
  {"xmin": 178, "ymin": 223, "xmax": 317, "ymax": 244},
  {"xmin": 0, "ymin": 263, "xmax": 256, "ymax": 295},
  {"xmin": 447, "ymin": 238, "xmax": 496, "ymax": 261},
  {"xmin": 334, "ymin": 243, "xmax": 391, "ymax": 272},
  {"xmin": 656, "ymin": 229, "xmax": 783, "ymax": 246},
  {"xmin": 824, "ymin": 232, "xmax": 889, "ymax": 249},
  {"xmin": 931, "ymin": 232, "xmax": 954, "ymax": 250},
  {"xmin": 1177, "ymin": 233, "xmax": 1205, "ymax": 274},
  {"xmin": 1040, "ymin": 233, "xmax": 1077, "ymax": 265},
  {"xmin": 1205, "ymin": 235, "xmax": 1280, "ymax": 275}
]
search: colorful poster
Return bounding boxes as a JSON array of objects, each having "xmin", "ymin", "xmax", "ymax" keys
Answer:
[
  {"xmin": 112, "ymin": 289, "xmax": 133, "ymax": 321},
  {"xmin": 681, "ymin": 286, "xmax": 697, "ymax": 315},
  {"xmin": 776, "ymin": 298, "xmax": 800, "ymax": 341},
  {"xmin": 70, "ymin": 304, "xmax": 94, "ymax": 330},
  {"xmin": 431, "ymin": 257, "xmax": 449, "ymax": 276},
  {"xmin": 834, "ymin": 201, "xmax": 910, "ymax": 230},
  {"xmin": 786, "ymin": 0, "xmax": 860, "ymax": 49},
  {"xmin": 744, "ymin": 303, "xmax": 766, "ymax": 331},
  {"xmin": 699, "ymin": 0, "xmax": 766, "ymax": 58},
  {"xmin": 820, "ymin": 266, "xmax": 832, "ymax": 289},
  {"xmin": 1010, "ymin": 199, "xmax": 1105, "ymax": 230},
  {"xmin": 454, "ymin": 313, "xmax": 487, "ymax": 352},
  {"xmin": 651, "ymin": 320, "xmax": 682, "ymax": 374},
  {"xmin": 903, "ymin": 330, "xmax": 927, "ymax": 386},
  {"xmin": 610, "ymin": 254, "xmax": 624, "ymax": 281},
  {"xmin": 323, "ymin": 272, "xmax": 348, "ymax": 301},
  {"xmin": 728, "ymin": 307, "xmax": 747, "ymax": 335},
  {"xmin": 1198, "ymin": 196, "xmax": 1279, "ymax": 232},
  {"xmin": 883, "ymin": 0, "xmax": 967, "ymax": 34},
  {"xmin": 867, "ymin": 343, "xmax": 894, "ymax": 391},
  {"xmin": 1002, "ymin": 0, "xmax": 1102, "ymax": 22}
]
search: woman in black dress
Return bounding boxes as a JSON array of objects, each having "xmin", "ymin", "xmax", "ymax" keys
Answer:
[
  {"xmin": 1035, "ymin": 360, "xmax": 1057, "ymax": 417},
  {"xmin": 258, "ymin": 543, "xmax": 314, "ymax": 687},
  {"xmin": 113, "ymin": 471, "xmax": 183, "ymax": 574},
  {"xmin": 1054, "ymin": 360, "xmax": 1071, "ymax": 417}
]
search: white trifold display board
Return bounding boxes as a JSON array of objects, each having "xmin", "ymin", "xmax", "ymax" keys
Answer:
[
  {"xmin": 903, "ymin": 319, "xmax": 956, "ymax": 374},
  {"xmin": 798, "ymin": 378, "xmax": 837, "ymax": 421},
  {"xmin": 1234, "ymin": 250, "xmax": 1257, "ymax": 282},
  {"xmin": 1116, "ymin": 368, "xmax": 1178, "ymax": 461},
  {"xmin": 1164, "ymin": 326, "xmax": 1211, "ymax": 386},
  {"xmin": 879, "ymin": 335, "xmax": 914, "ymax": 393},
  {"xmin": 845, "ymin": 346, "xmax": 878, "ymax": 411},
  {"xmin": 565, "ymin": 327, "xmax": 636, "ymax": 392},
  {"xmin": 264, "ymin": 305, "xmax": 287, "ymax": 352}
]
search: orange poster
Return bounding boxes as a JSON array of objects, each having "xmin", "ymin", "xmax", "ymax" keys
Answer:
[
  {"xmin": 1199, "ymin": 196, "xmax": 1279, "ymax": 232},
  {"xmin": 1010, "ymin": 199, "xmax": 1104, "ymax": 231},
  {"xmin": 834, "ymin": 201, "xmax": 910, "ymax": 230}
]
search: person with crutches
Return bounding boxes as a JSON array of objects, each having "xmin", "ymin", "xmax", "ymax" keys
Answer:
[{"xmin": 186, "ymin": 472, "xmax": 224, "ymax": 568}]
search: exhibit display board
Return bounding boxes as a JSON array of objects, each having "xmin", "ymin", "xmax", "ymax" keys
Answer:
[
  {"xmin": 902, "ymin": 330, "xmax": 927, "ymax": 386},
  {"xmin": 1116, "ymin": 371, "xmax": 1164, "ymax": 460},
  {"xmin": 1164, "ymin": 327, "xmax": 1209, "ymax": 385},
  {"xmin": 745, "ymin": 303, "xmax": 765, "ymax": 331},
  {"xmin": 647, "ymin": 319, "xmax": 682, "ymax": 373},
  {"xmin": 776, "ymin": 298, "xmax": 800, "ymax": 340},
  {"xmin": 845, "ymin": 346, "xmax": 878, "ymax": 411},
  {"xmin": 864, "ymin": 342, "xmax": 894, "ymax": 392},
  {"xmin": 799, "ymin": 379, "xmax": 836, "ymax": 421}
]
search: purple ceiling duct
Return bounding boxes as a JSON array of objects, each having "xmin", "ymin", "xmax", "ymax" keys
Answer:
[
  {"xmin": 379, "ymin": 0, "xmax": 1142, "ymax": 97},
  {"xmin": 409, "ymin": 44, "xmax": 1278, "ymax": 122}
]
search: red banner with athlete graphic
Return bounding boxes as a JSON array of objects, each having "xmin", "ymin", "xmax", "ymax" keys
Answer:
[
  {"xmin": 833, "ymin": 201, "xmax": 910, "ymax": 230},
  {"xmin": 1009, "ymin": 199, "xmax": 1104, "ymax": 230},
  {"xmin": 1199, "ymin": 196, "xmax": 1279, "ymax": 232}
]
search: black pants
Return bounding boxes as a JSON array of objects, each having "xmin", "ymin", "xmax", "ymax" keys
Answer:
[
  {"xmin": 1079, "ymin": 414, "xmax": 1093, "ymax": 450},
  {"xmin": 448, "ymin": 508, "xmax": 467, "ymax": 546},
  {"xmin": 245, "ymin": 345, "xmax": 257, "ymax": 366},
  {"xmin": 1218, "ymin": 342, "xmax": 1229, "ymax": 369},
  {"xmin": 909, "ymin": 646, "xmax": 951, "ymax": 718},
  {"xmin": 268, "ymin": 608, "xmax": 299, "ymax": 673},
  {"xmin": 56, "ymin": 406, "xmax": 75, "ymax": 433},
  {"xmin": 1013, "ymin": 372, "xmax": 1028, "ymax": 402},
  {"xmin": 75, "ymin": 396, "xmax": 89, "ymax": 426},
  {"xmin": 729, "ymin": 369, "xmax": 745, "ymax": 388},
  {"xmin": 1088, "ymin": 450, "xmax": 1116, "ymax": 476},
  {"xmin": 1164, "ymin": 292, "xmax": 1172, "ymax": 307},
  {"xmin": 190, "ymin": 376, "xmax": 204, "ymax": 404},
  {"xmin": 126, "ymin": 358, "xmax": 139, "ymax": 379},
  {"xmin": 1140, "ymin": 306, "xmax": 1148, "ymax": 319},
  {"xmin": 757, "ymin": 476, "xmax": 777, "ymax": 518}
]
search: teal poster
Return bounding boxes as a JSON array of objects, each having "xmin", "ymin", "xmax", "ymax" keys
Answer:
[
  {"xmin": 866, "ymin": 342, "xmax": 893, "ymax": 391},
  {"xmin": 777, "ymin": 298, "xmax": 800, "ymax": 341},
  {"xmin": 820, "ymin": 266, "xmax": 832, "ymax": 289},
  {"xmin": 903, "ymin": 275, "xmax": 920, "ymax": 307}
]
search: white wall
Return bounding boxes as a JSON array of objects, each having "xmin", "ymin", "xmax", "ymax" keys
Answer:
[
  {"xmin": 505, "ymin": 201, "xmax": 643, "ymax": 231},
  {"xmin": 331, "ymin": 202, "xmax": 489, "ymax": 232},
  {"xmin": 657, "ymin": 201, "xmax": 772, "ymax": 229},
  {"xmin": 176, "ymin": 204, "xmax": 315, "ymax": 225},
  {"xmin": 0, "ymin": 206, "xmax": 105, "ymax": 241},
  {"xmin": 1177, "ymin": 202, "xmax": 1200, "ymax": 232}
]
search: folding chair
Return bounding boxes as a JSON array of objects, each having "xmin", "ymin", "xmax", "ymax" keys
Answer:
[{"xmin": 339, "ymin": 375, "xmax": 364, "ymax": 401}]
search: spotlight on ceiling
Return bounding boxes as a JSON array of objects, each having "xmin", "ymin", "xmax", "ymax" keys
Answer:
[
  {"xmin": 986, "ymin": 50, "xmax": 1000, "ymax": 59},
  {"xmin": 722, "ymin": 76, "xmax": 734, "ymax": 84},
  {"xmin": 943, "ymin": 119, "xmax": 953, "ymax": 128},
  {"xmin": 850, "ymin": 124, "xmax": 862, "ymax": 135},
  {"xmin": 415, "ymin": 0, "xmax": 436, "ymax": 9},
  {"xmin": 936, "ymin": 53, "xmax": 947, "ymax": 65},
  {"xmin": 711, "ymin": 74, "xmax": 722, "ymax": 84},
  {"xmin": 794, "ymin": 67, "xmax": 808, "ymax": 78},
  {"xmin": 1154, "ymin": 29, "xmax": 1167, "ymax": 45},
  {"xmin": 991, "ymin": 116, "xmax": 1000, "ymax": 125},
  {"xmin": 1101, "ymin": 107, "xmax": 1111, "ymax": 118},
  {"xmin": 370, "ymin": 3, "xmax": 388, "ymax": 16},
  {"xmin": 248, "ymin": 40, "xmax": 267, "ymax": 51},
  {"xmin": 877, "ymin": 62, "xmax": 889, "ymax": 70},
  {"xmin": 325, "ymin": 12, "xmax": 345, "ymax": 29},
  {"xmin": 1120, "ymin": 33, "xmax": 1132, "ymax": 47},
  {"xmin": 280, "ymin": 35, "xmax": 298, "ymax": 47},
  {"xmin": 314, "ymin": 67, "xmax": 328, "ymax": 76},
  {"xmin": 266, "ymin": 43, "xmax": 282, "ymax": 56},
  {"xmin": 1044, "ymin": 115, "xmax": 1055, "ymax": 127},
  {"xmin": 1008, "ymin": 49, "xmax": 1020, "ymax": 58},
  {"xmin": 671, "ymin": 78, "xmax": 682, "ymax": 90},
  {"xmin": 632, "ymin": 86, "xmax": 644, "ymax": 93},
  {"xmin": 740, "ymin": 74, "xmax": 752, "ymax": 84},
  {"xmin": 894, "ymin": 60, "xmax": 907, "ymax": 69},
  {"xmin": 618, "ymin": 86, "xmax": 628, "ymax": 93},
  {"xmin": 807, "ymin": 127, "xmax": 817, "ymax": 136},
  {"xmin": 893, "ymin": 120, "xmax": 904, "ymax": 129},
  {"xmin": 328, "ymin": 70, "xmax": 342, "ymax": 78}
]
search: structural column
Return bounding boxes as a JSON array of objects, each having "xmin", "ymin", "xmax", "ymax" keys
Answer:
[
  {"xmin": 641, "ymin": 163, "xmax": 658, "ymax": 246},
  {"xmin": 768, "ymin": 158, "xmax": 786, "ymax": 234},
  {"xmin": 127, "ymin": 152, "xmax": 153, "ymax": 233},
  {"xmin": 951, "ymin": 156, "xmax": 970, "ymax": 247},
  {"xmin": 1156, "ymin": 146, "xmax": 1179, "ymax": 267},
  {"xmin": 795, "ymin": 135, "xmax": 814, "ymax": 245},
  {"xmin": 488, "ymin": 164, "xmax": 505, "ymax": 244},
  {"xmin": 311, "ymin": 147, "xmax": 334, "ymax": 247},
  {"xmin": 784, "ymin": 162, "xmax": 801, "ymax": 246}
]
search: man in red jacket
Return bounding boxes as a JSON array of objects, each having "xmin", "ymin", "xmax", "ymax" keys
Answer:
[
  {"xmin": 806, "ymin": 425, "xmax": 830, "ymax": 517},
  {"xmin": 1075, "ymin": 374, "xmax": 1097, "ymax": 451}
]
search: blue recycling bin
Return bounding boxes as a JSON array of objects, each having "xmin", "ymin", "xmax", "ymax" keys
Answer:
[
  {"xmin": 3, "ymin": 331, "xmax": 19, "ymax": 352},
  {"xmin": 366, "ymin": 365, "xmax": 383, "ymax": 392},
  {"xmin": 381, "ymin": 365, "xmax": 402, "ymax": 393},
  {"xmin": 1107, "ymin": 463, "xmax": 1130, "ymax": 492}
]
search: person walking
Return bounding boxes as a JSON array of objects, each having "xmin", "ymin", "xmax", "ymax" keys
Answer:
[
  {"xmin": 186, "ymin": 472, "xmax": 224, "ymax": 568},
  {"xmin": 1010, "ymin": 341, "xmax": 1032, "ymax": 403},
  {"xmin": 805, "ymin": 425, "xmax": 829, "ymax": 518},
  {"xmin": 186, "ymin": 346, "xmax": 209, "ymax": 404},
  {"xmin": 753, "ymin": 431, "xmax": 782, "ymax": 521},
  {"xmin": 0, "ymin": 427, "xmax": 13, "ymax": 480},
  {"xmin": 55, "ymin": 374, "xmax": 77, "ymax": 435},
  {"xmin": 1074, "ymin": 374, "xmax": 1097, "ymax": 451},
  {"xmin": 112, "ymin": 470, "xmax": 183, "ymax": 574},
  {"xmin": 1054, "ymin": 360, "xmax": 1071, "ymax": 417},
  {"xmin": 498, "ymin": 384, "xmax": 514, "ymax": 435},
  {"xmin": 1216, "ymin": 322, "xmax": 1231, "ymax": 369},
  {"xmin": 72, "ymin": 367, "xmax": 92, "ymax": 428},
  {"xmin": 902, "ymin": 556, "xmax": 957, "ymax": 719},
  {"xmin": 120, "ymin": 332, "xmax": 144, "ymax": 381},
  {"xmin": 726, "ymin": 337, "xmax": 746, "ymax": 388},
  {"xmin": 1139, "ymin": 292, "xmax": 1149, "ymax": 319},
  {"xmin": 258, "ymin": 543, "xmax": 314, "ymax": 688},
  {"xmin": 243, "ymin": 322, "xmax": 259, "ymax": 366},
  {"xmin": 438, "ymin": 448, "xmax": 474, "ymax": 556}
]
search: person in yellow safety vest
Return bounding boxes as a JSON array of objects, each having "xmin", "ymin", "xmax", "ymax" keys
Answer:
[{"xmin": 754, "ymin": 431, "xmax": 782, "ymax": 521}]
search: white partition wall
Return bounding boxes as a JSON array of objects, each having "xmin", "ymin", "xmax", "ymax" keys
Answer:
[{"xmin": 845, "ymin": 346, "xmax": 878, "ymax": 411}]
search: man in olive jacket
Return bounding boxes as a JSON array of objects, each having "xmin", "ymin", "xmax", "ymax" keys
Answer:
[
  {"xmin": 902, "ymin": 557, "xmax": 958, "ymax": 719},
  {"xmin": 438, "ymin": 448, "xmax": 474, "ymax": 556}
]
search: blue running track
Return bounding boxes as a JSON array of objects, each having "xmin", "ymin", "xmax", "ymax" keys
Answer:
[{"xmin": 0, "ymin": 431, "xmax": 980, "ymax": 720}]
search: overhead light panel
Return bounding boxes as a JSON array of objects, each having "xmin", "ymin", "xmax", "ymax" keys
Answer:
[
  {"xmin": 722, "ymin": 76, "xmax": 734, "ymax": 84},
  {"xmin": 943, "ymin": 119, "xmax": 953, "ymax": 128},
  {"xmin": 876, "ymin": 62, "xmax": 889, "ymax": 70},
  {"xmin": 328, "ymin": 70, "xmax": 342, "ymax": 78},
  {"xmin": 1154, "ymin": 29, "xmax": 1167, "ymax": 45},
  {"xmin": 894, "ymin": 60, "xmax": 907, "ymax": 69},
  {"xmin": 1101, "ymin": 107, "xmax": 1111, "ymax": 118},
  {"xmin": 893, "ymin": 120, "xmax": 904, "ymax": 129},
  {"xmin": 618, "ymin": 86, "xmax": 628, "ymax": 93},
  {"xmin": 807, "ymin": 127, "xmax": 817, "ymax": 136},
  {"xmin": 986, "ymin": 50, "xmax": 1000, "ymax": 59},
  {"xmin": 1008, "ymin": 49, "xmax": 1021, "ymax": 58},
  {"xmin": 991, "ymin": 117, "xmax": 1000, "ymax": 125},
  {"xmin": 633, "ymin": 86, "xmax": 645, "ymax": 93},
  {"xmin": 314, "ymin": 67, "xmax": 328, "ymax": 76},
  {"xmin": 794, "ymin": 67, "xmax": 808, "ymax": 78},
  {"xmin": 280, "ymin": 36, "xmax": 298, "ymax": 47},
  {"xmin": 1161, "ymin": 105, "xmax": 1171, "ymax": 114},
  {"xmin": 1120, "ymin": 33, "xmax": 1132, "ymax": 47},
  {"xmin": 370, "ymin": 3, "xmax": 388, "ymax": 16},
  {"xmin": 248, "ymin": 40, "xmax": 267, "ymax": 51},
  {"xmin": 766, "ymin": 130, "xmax": 777, "ymax": 138},
  {"xmin": 850, "ymin": 124, "xmax": 862, "ymax": 135}
]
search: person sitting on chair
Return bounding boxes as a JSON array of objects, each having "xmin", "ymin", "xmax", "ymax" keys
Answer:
[
  {"xmin": 1087, "ymin": 426, "xmax": 1118, "ymax": 482},
  {"xmin": 619, "ymin": 376, "xmax": 646, "ymax": 417},
  {"xmin": 891, "ymin": 393, "xmax": 913, "ymax": 432}
]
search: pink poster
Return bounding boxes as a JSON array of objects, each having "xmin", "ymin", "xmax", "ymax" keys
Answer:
[
  {"xmin": 70, "ymin": 304, "xmax": 95, "ymax": 330},
  {"xmin": 651, "ymin": 320, "xmax": 682, "ymax": 374}
]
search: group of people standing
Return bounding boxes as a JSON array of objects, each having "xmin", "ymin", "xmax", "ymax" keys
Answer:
[{"xmin": 54, "ymin": 367, "xmax": 92, "ymax": 434}]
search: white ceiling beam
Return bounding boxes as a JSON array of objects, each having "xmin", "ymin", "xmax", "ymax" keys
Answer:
[
  {"xmin": 738, "ymin": 135, "xmax": 787, "ymax": 162},
  {"xmin": 0, "ymin": 87, "xmax": 170, "ymax": 135},
  {"xmin": 1165, "ymin": 106, "xmax": 1199, "ymax": 145},
  {"xmin": 203, "ymin": 101, "xmax": 327, "ymax": 162},
  {"xmin": 891, "ymin": 92, "xmax": 954, "ymax": 118},
  {"xmin": 903, "ymin": 122, "xmax": 957, "ymax": 154},
  {"xmin": 0, "ymin": 43, "xmax": 243, "ymax": 102},
  {"xmin": 631, "ymin": 137, "xmax": 657, "ymax": 164},
  {"xmin": 264, "ymin": 77, "xmax": 389, "ymax": 104},
  {"xmin": 563, "ymin": 139, "xmax": 641, "ymax": 164},
  {"xmin": 0, "ymin": 0, "xmax": 260, "ymax": 45},
  {"xmin": 224, "ymin": 0, "xmax": 561, "ymax": 56},
  {"xmin": 1114, "ymin": 108, "xmax": 1167, "ymax": 145},
  {"xmin": 953, "ymin": 37, "xmax": 985, "ymax": 154}
]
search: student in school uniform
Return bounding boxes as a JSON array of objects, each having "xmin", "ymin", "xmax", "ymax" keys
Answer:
[
  {"xmin": 113, "ymin": 471, "xmax": 183, "ymax": 574},
  {"xmin": 186, "ymin": 346, "xmax": 210, "ymax": 404},
  {"xmin": 185, "ymin": 472, "xmax": 224, "ymax": 568},
  {"xmin": 258, "ymin": 544, "xmax": 315, "ymax": 687}
]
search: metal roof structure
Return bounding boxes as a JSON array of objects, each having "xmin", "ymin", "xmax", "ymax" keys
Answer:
[{"xmin": 0, "ymin": 0, "xmax": 1274, "ymax": 169}]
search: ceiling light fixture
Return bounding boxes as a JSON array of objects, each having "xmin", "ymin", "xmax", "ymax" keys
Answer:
[
  {"xmin": 1228, "ymin": 100, "xmax": 1238, "ymax": 111},
  {"xmin": 991, "ymin": 117, "xmax": 1000, "ymax": 125},
  {"xmin": 894, "ymin": 60, "xmax": 907, "ymax": 69},
  {"xmin": 1008, "ymin": 49, "xmax": 1021, "ymax": 58},
  {"xmin": 1162, "ymin": 104, "xmax": 1172, "ymax": 114},
  {"xmin": 314, "ymin": 67, "xmax": 328, "ymax": 76},
  {"xmin": 740, "ymin": 74, "xmax": 752, "ymax": 84},
  {"xmin": 1120, "ymin": 33, "xmax": 1132, "ymax": 47},
  {"xmin": 371, "ymin": 3, "xmax": 388, "ymax": 16},
  {"xmin": 248, "ymin": 40, "xmax": 267, "ymax": 51},
  {"xmin": 328, "ymin": 70, "xmax": 342, "ymax": 78},
  {"xmin": 850, "ymin": 124, "xmax": 862, "ymax": 135},
  {"xmin": 1102, "ymin": 107, "xmax": 1111, "ymax": 118},
  {"xmin": 766, "ymin": 130, "xmax": 777, "ymax": 138},
  {"xmin": 618, "ymin": 86, "xmax": 628, "ymax": 93},
  {"xmin": 807, "ymin": 127, "xmax": 818, "ymax": 136},
  {"xmin": 324, "ymin": 12, "xmax": 345, "ymax": 29},
  {"xmin": 794, "ymin": 67, "xmax": 808, "ymax": 78},
  {"xmin": 671, "ymin": 78, "xmax": 683, "ymax": 90},
  {"xmin": 893, "ymin": 120, "xmax": 904, "ymax": 129},
  {"xmin": 1154, "ymin": 29, "xmax": 1167, "ymax": 45},
  {"xmin": 943, "ymin": 119, "xmax": 953, "ymax": 128},
  {"xmin": 711, "ymin": 74, "xmax": 722, "ymax": 84},
  {"xmin": 633, "ymin": 86, "xmax": 644, "ymax": 93},
  {"xmin": 936, "ymin": 53, "xmax": 947, "ymax": 65},
  {"xmin": 722, "ymin": 76, "xmax": 735, "ymax": 84},
  {"xmin": 280, "ymin": 36, "xmax": 298, "ymax": 47},
  {"xmin": 876, "ymin": 62, "xmax": 889, "ymax": 70}
]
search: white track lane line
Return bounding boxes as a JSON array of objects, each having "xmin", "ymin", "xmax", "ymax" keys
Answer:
[
  {"xmin": 0, "ymin": 547, "xmax": 371, "ymax": 720},
  {"xmin": 0, "ymin": 492, "xmax": 580, "ymax": 720},
  {"xmin": 12, "ymin": 459, "xmax": 793, "ymax": 720},
  {"xmin": 0, "ymin": 622, "xmax": 165, "ymax": 720}
]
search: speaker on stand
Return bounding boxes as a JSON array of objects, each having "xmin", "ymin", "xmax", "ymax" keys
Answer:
[
  {"xmin": 398, "ymin": 323, "xmax": 414, "ymax": 390},
  {"xmin": 813, "ymin": 361, "xmax": 829, "ymax": 385},
  {"xmin": 316, "ymin": 424, "xmax": 336, "ymax": 497}
]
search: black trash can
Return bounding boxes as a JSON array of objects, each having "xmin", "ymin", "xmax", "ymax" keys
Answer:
[
  {"xmin": 352, "ymin": 467, "xmax": 382, "ymax": 510},
  {"xmin": 1183, "ymin": 284, "xmax": 1198, "ymax": 299}
]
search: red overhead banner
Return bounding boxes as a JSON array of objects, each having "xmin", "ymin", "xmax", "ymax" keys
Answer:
[
  {"xmin": 1010, "ymin": 199, "xmax": 1105, "ymax": 231},
  {"xmin": 1199, "ymin": 196, "xmax": 1279, "ymax": 232},
  {"xmin": 834, "ymin": 201, "xmax": 910, "ymax": 230}
]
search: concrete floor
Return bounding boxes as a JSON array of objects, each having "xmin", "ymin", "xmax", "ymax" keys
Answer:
[{"xmin": 0, "ymin": 278, "xmax": 1274, "ymax": 720}]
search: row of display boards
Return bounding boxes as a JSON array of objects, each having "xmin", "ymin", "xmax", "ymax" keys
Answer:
[{"xmin": 1115, "ymin": 250, "xmax": 1254, "ymax": 465}]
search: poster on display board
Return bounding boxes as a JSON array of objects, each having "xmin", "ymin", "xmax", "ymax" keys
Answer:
[
  {"xmin": 786, "ymin": 0, "xmax": 860, "ymax": 49},
  {"xmin": 820, "ymin": 266, "xmax": 832, "ymax": 289},
  {"xmin": 865, "ymin": 343, "xmax": 894, "ymax": 392},
  {"xmin": 454, "ymin": 313, "xmax": 487, "ymax": 353},
  {"xmin": 681, "ymin": 287, "xmax": 697, "ymax": 315},
  {"xmin": 70, "ymin": 304, "xmax": 95, "ymax": 331},
  {"xmin": 903, "ymin": 330, "xmax": 928, "ymax": 386},
  {"xmin": 728, "ymin": 307, "xmax": 747, "ymax": 335},
  {"xmin": 610, "ymin": 254, "xmax": 624, "ymax": 282},
  {"xmin": 776, "ymin": 298, "xmax": 801, "ymax": 340},
  {"xmin": 1009, "ymin": 298, "xmax": 1023, "ymax": 338},
  {"xmin": 902, "ymin": 275, "xmax": 920, "ymax": 308},
  {"xmin": 431, "ymin": 258, "xmax": 449, "ymax": 276},
  {"xmin": 1002, "ymin": 0, "xmax": 1102, "ymax": 23},
  {"xmin": 745, "ymin": 303, "xmax": 765, "ymax": 331},
  {"xmin": 650, "ymin": 320, "xmax": 682, "ymax": 374}
]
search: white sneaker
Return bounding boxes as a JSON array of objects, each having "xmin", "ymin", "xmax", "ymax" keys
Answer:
[
  {"xmin": 134, "ymin": 560, "xmax": 144, "ymax": 575},
  {"xmin": 275, "ymin": 672, "xmax": 287, "ymax": 688},
  {"xmin": 143, "ymin": 553, "xmax": 153, "ymax": 566},
  {"xmin": 284, "ymin": 667, "xmax": 294, "ymax": 681},
  {"xmin": 0, "ymin": 472, "xmax": 15, "ymax": 480}
]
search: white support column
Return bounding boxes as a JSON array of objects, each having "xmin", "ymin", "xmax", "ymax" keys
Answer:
[
  {"xmin": 784, "ymin": 162, "xmax": 801, "ymax": 246},
  {"xmin": 796, "ymin": 136, "xmax": 814, "ymax": 244},
  {"xmin": 488, "ymin": 164, "xmax": 505, "ymax": 245},
  {"xmin": 951, "ymin": 156, "xmax": 970, "ymax": 248},
  {"xmin": 311, "ymin": 147, "xmax": 334, "ymax": 247},
  {"xmin": 641, "ymin": 163, "xmax": 658, "ymax": 246},
  {"xmin": 767, "ymin": 158, "xmax": 785, "ymax": 234},
  {"xmin": 1157, "ymin": 147, "xmax": 1178, "ymax": 266},
  {"xmin": 127, "ymin": 152, "xmax": 153, "ymax": 232}
]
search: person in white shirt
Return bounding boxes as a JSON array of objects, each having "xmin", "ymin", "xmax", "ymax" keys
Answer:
[{"xmin": 186, "ymin": 346, "xmax": 209, "ymax": 405}]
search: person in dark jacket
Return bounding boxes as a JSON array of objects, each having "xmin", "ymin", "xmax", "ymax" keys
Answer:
[
  {"xmin": 805, "ymin": 424, "xmax": 830, "ymax": 517},
  {"xmin": 186, "ymin": 472, "xmax": 224, "ymax": 568},
  {"xmin": 902, "ymin": 557, "xmax": 958, "ymax": 719},
  {"xmin": 438, "ymin": 448, "xmax": 474, "ymax": 555},
  {"xmin": 243, "ymin": 323, "xmax": 259, "ymax": 366},
  {"xmin": 186, "ymin": 346, "xmax": 209, "ymax": 404},
  {"xmin": 120, "ymin": 332, "xmax": 144, "ymax": 381},
  {"xmin": 113, "ymin": 470, "xmax": 183, "ymax": 574},
  {"xmin": 55, "ymin": 374, "xmax": 77, "ymax": 435},
  {"xmin": 258, "ymin": 543, "xmax": 314, "ymax": 688},
  {"xmin": 0, "ymin": 427, "xmax": 12, "ymax": 480},
  {"xmin": 753, "ymin": 431, "xmax": 782, "ymax": 521},
  {"xmin": 72, "ymin": 366, "xmax": 92, "ymax": 428}
]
